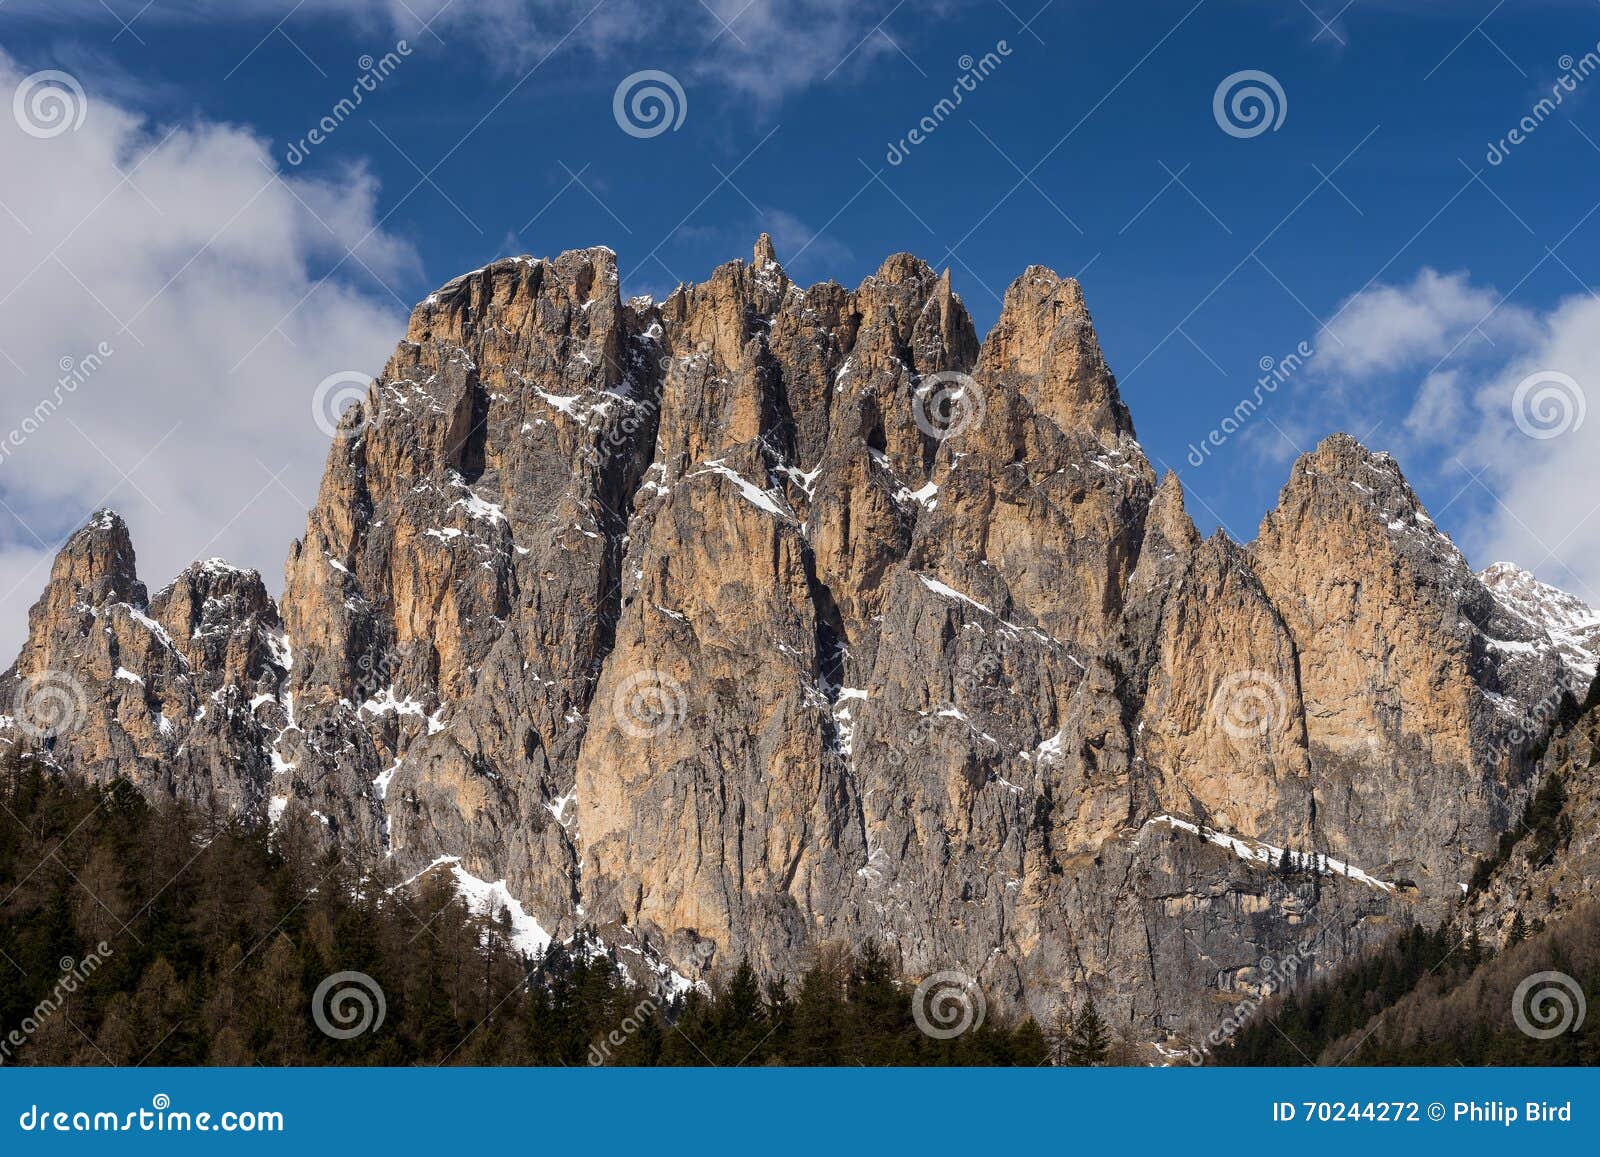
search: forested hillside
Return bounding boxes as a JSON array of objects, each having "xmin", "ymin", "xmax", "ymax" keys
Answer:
[{"xmin": 0, "ymin": 758, "xmax": 1052, "ymax": 1066}]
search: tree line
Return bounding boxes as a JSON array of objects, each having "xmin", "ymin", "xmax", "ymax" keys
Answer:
[{"xmin": 0, "ymin": 758, "xmax": 1118, "ymax": 1066}]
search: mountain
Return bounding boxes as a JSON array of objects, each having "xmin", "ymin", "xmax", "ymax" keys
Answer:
[
  {"xmin": 3, "ymin": 238, "xmax": 1595, "ymax": 1055},
  {"xmin": 1480, "ymin": 561, "xmax": 1600, "ymax": 684}
]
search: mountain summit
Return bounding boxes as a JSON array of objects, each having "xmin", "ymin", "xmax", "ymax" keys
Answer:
[{"xmin": 3, "ymin": 241, "xmax": 1594, "ymax": 1051}]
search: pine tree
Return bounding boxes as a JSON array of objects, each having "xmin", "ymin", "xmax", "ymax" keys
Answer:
[
  {"xmin": 714, "ymin": 956, "xmax": 769, "ymax": 1064},
  {"xmin": 1066, "ymin": 998, "xmax": 1111, "ymax": 1065},
  {"xmin": 788, "ymin": 948, "xmax": 846, "ymax": 1065},
  {"xmin": 1045, "ymin": 1003, "xmax": 1075, "ymax": 1065},
  {"xmin": 1507, "ymin": 911, "xmax": 1527, "ymax": 947}
]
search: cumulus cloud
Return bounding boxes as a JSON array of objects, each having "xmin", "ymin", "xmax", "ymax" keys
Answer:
[
  {"xmin": 0, "ymin": 51, "xmax": 414, "ymax": 661},
  {"xmin": 1402, "ymin": 369, "xmax": 1465, "ymax": 439},
  {"xmin": 1314, "ymin": 267, "xmax": 1536, "ymax": 380},
  {"xmin": 1457, "ymin": 295, "xmax": 1600, "ymax": 600}
]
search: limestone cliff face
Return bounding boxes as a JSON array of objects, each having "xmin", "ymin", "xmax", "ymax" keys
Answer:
[
  {"xmin": 1251, "ymin": 436, "xmax": 1573, "ymax": 907},
  {"xmin": 4, "ymin": 238, "xmax": 1596, "ymax": 1051}
]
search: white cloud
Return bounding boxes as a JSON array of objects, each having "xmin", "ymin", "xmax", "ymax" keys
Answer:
[
  {"xmin": 343, "ymin": 0, "xmax": 899, "ymax": 98},
  {"xmin": 1402, "ymin": 368, "xmax": 1465, "ymax": 439},
  {"xmin": 1461, "ymin": 294, "xmax": 1600, "ymax": 602},
  {"xmin": 0, "ymin": 51, "xmax": 413, "ymax": 661},
  {"xmin": 1314, "ymin": 267, "xmax": 1536, "ymax": 380},
  {"xmin": 10, "ymin": 0, "xmax": 899, "ymax": 100},
  {"xmin": 681, "ymin": 0, "xmax": 897, "ymax": 98}
]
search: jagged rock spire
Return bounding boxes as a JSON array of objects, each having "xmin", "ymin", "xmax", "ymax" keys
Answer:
[
  {"xmin": 976, "ymin": 265, "xmax": 1133, "ymax": 441},
  {"xmin": 46, "ymin": 509, "xmax": 146, "ymax": 610}
]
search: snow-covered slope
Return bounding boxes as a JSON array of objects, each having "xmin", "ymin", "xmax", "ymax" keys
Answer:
[{"xmin": 1479, "ymin": 562, "xmax": 1600, "ymax": 683}]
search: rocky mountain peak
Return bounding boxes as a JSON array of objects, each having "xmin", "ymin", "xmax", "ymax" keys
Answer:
[
  {"xmin": 45, "ymin": 508, "xmax": 146, "ymax": 611},
  {"xmin": 1147, "ymin": 471, "xmax": 1200, "ymax": 552},
  {"xmin": 1279, "ymin": 431, "xmax": 1409, "ymax": 498},
  {"xmin": 1479, "ymin": 561, "xmax": 1600, "ymax": 681},
  {"xmin": 1261, "ymin": 436, "xmax": 1598, "ymax": 685},
  {"xmin": 149, "ymin": 560, "xmax": 285, "ymax": 696},
  {"xmin": 870, "ymin": 250, "xmax": 935, "ymax": 286},
  {"xmin": 1260, "ymin": 432, "xmax": 1457, "ymax": 569},
  {"xmin": 753, "ymin": 231, "xmax": 778, "ymax": 267},
  {"xmin": 975, "ymin": 264, "xmax": 1132, "ymax": 442}
]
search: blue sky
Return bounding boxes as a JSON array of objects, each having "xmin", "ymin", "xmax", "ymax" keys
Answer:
[{"xmin": 3, "ymin": 0, "xmax": 1600, "ymax": 656}]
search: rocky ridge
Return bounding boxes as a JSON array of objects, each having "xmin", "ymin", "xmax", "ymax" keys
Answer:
[{"xmin": 3, "ymin": 238, "xmax": 1595, "ymax": 1050}]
